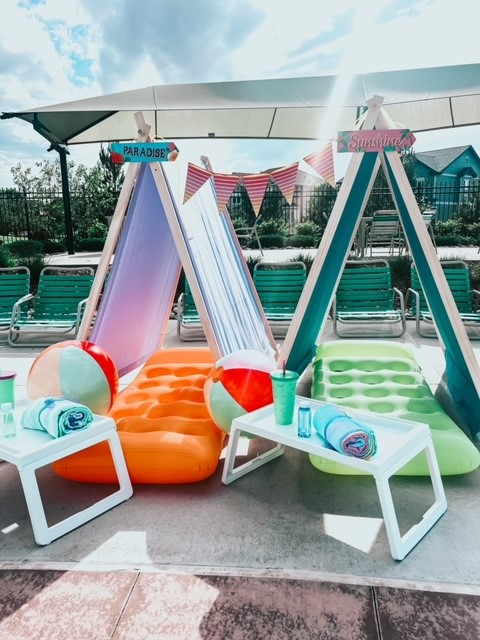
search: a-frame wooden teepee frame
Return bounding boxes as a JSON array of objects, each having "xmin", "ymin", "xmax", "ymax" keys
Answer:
[
  {"xmin": 77, "ymin": 113, "xmax": 278, "ymax": 376},
  {"xmin": 281, "ymin": 96, "xmax": 480, "ymax": 440}
]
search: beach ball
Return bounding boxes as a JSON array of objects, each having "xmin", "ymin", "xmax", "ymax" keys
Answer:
[
  {"xmin": 27, "ymin": 340, "xmax": 119, "ymax": 415},
  {"xmin": 204, "ymin": 349, "xmax": 277, "ymax": 433}
]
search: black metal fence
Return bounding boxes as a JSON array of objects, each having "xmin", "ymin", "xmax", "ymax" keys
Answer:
[
  {"xmin": 0, "ymin": 188, "xmax": 116, "ymax": 248},
  {"xmin": 0, "ymin": 182, "xmax": 478, "ymax": 246}
]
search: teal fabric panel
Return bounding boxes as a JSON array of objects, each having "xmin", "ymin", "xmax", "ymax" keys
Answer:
[
  {"xmin": 286, "ymin": 152, "xmax": 379, "ymax": 374},
  {"xmin": 383, "ymin": 153, "xmax": 480, "ymax": 440}
]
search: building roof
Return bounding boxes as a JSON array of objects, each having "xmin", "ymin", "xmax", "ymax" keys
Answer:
[{"xmin": 415, "ymin": 145, "xmax": 472, "ymax": 173}]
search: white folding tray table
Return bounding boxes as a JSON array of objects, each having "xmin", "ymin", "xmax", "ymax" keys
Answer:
[
  {"xmin": 222, "ymin": 397, "xmax": 447, "ymax": 560},
  {"xmin": 0, "ymin": 410, "xmax": 133, "ymax": 545}
]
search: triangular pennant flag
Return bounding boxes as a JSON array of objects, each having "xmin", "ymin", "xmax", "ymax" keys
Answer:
[
  {"xmin": 304, "ymin": 143, "xmax": 336, "ymax": 188},
  {"xmin": 271, "ymin": 162, "xmax": 299, "ymax": 205},
  {"xmin": 183, "ymin": 162, "xmax": 212, "ymax": 203},
  {"xmin": 242, "ymin": 173, "xmax": 271, "ymax": 217},
  {"xmin": 212, "ymin": 173, "xmax": 240, "ymax": 213}
]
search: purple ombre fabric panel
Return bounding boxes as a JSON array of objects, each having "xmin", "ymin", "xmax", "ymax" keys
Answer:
[{"xmin": 90, "ymin": 164, "xmax": 181, "ymax": 376}]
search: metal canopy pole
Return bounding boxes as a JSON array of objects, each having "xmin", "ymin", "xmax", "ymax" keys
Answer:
[{"xmin": 52, "ymin": 144, "xmax": 75, "ymax": 255}]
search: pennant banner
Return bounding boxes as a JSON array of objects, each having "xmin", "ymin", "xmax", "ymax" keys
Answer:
[
  {"xmin": 183, "ymin": 163, "xmax": 212, "ymax": 203},
  {"xmin": 271, "ymin": 162, "xmax": 299, "ymax": 206},
  {"xmin": 212, "ymin": 173, "xmax": 240, "ymax": 213},
  {"xmin": 304, "ymin": 143, "xmax": 336, "ymax": 188},
  {"xmin": 242, "ymin": 173, "xmax": 271, "ymax": 217},
  {"xmin": 182, "ymin": 144, "xmax": 336, "ymax": 211}
]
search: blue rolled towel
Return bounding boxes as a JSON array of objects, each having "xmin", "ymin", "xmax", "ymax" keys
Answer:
[
  {"xmin": 313, "ymin": 404, "xmax": 377, "ymax": 459},
  {"xmin": 22, "ymin": 396, "xmax": 94, "ymax": 438}
]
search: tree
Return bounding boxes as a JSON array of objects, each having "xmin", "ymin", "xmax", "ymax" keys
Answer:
[
  {"xmin": 306, "ymin": 183, "xmax": 337, "ymax": 232},
  {"xmin": 8, "ymin": 145, "xmax": 125, "ymax": 242}
]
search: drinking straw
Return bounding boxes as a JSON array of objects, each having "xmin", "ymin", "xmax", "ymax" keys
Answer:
[{"xmin": 282, "ymin": 359, "xmax": 286, "ymax": 376}]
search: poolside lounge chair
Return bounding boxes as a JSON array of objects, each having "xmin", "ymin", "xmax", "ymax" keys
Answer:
[
  {"xmin": 0, "ymin": 266, "xmax": 30, "ymax": 331},
  {"xmin": 8, "ymin": 266, "xmax": 94, "ymax": 346},
  {"xmin": 176, "ymin": 280, "xmax": 205, "ymax": 341},
  {"xmin": 235, "ymin": 219, "xmax": 263, "ymax": 254},
  {"xmin": 366, "ymin": 210, "xmax": 405, "ymax": 256},
  {"xmin": 332, "ymin": 259, "xmax": 406, "ymax": 337},
  {"xmin": 253, "ymin": 261, "xmax": 306, "ymax": 337},
  {"xmin": 408, "ymin": 261, "xmax": 480, "ymax": 338}
]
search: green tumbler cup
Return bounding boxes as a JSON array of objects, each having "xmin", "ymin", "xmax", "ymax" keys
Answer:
[
  {"xmin": 270, "ymin": 370, "xmax": 299, "ymax": 425},
  {"xmin": 0, "ymin": 370, "xmax": 17, "ymax": 408}
]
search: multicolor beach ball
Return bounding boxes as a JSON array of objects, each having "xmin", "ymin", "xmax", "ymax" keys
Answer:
[
  {"xmin": 27, "ymin": 340, "xmax": 119, "ymax": 415},
  {"xmin": 203, "ymin": 349, "xmax": 277, "ymax": 433}
]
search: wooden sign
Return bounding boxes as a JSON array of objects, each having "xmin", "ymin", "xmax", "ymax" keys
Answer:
[
  {"xmin": 111, "ymin": 142, "xmax": 179, "ymax": 163},
  {"xmin": 337, "ymin": 129, "xmax": 415, "ymax": 153}
]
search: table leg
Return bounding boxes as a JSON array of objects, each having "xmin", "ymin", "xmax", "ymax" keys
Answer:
[
  {"xmin": 222, "ymin": 427, "xmax": 285, "ymax": 485},
  {"xmin": 17, "ymin": 428, "xmax": 133, "ymax": 545},
  {"xmin": 374, "ymin": 436, "xmax": 447, "ymax": 560}
]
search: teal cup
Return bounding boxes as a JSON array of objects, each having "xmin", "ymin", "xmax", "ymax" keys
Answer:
[
  {"xmin": 270, "ymin": 370, "xmax": 299, "ymax": 425},
  {"xmin": 0, "ymin": 370, "xmax": 16, "ymax": 408}
]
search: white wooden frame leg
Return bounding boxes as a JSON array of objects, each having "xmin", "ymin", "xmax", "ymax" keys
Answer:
[{"xmin": 17, "ymin": 429, "xmax": 133, "ymax": 546}]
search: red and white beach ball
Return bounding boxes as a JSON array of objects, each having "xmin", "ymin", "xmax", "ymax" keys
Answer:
[
  {"xmin": 204, "ymin": 349, "xmax": 276, "ymax": 433},
  {"xmin": 27, "ymin": 340, "xmax": 119, "ymax": 415}
]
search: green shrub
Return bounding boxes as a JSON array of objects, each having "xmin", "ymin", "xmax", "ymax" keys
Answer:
[
  {"xmin": 290, "ymin": 252, "xmax": 315, "ymax": 274},
  {"xmin": 288, "ymin": 234, "xmax": 315, "ymax": 248},
  {"xmin": 464, "ymin": 222, "xmax": 480, "ymax": 241},
  {"xmin": 257, "ymin": 220, "xmax": 288, "ymax": 237},
  {"xmin": 258, "ymin": 233, "xmax": 285, "ymax": 248},
  {"xmin": 76, "ymin": 237, "xmax": 106, "ymax": 252},
  {"xmin": 387, "ymin": 255, "xmax": 412, "ymax": 296},
  {"xmin": 436, "ymin": 234, "xmax": 465, "ymax": 247},
  {"xmin": 294, "ymin": 221, "xmax": 321, "ymax": 242},
  {"xmin": 469, "ymin": 262, "xmax": 480, "ymax": 289},
  {"xmin": 245, "ymin": 254, "xmax": 263, "ymax": 276},
  {"xmin": 6, "ymin": 239, "xmax": 44, "ymax": 257},
  {"xmin": 0, "ymin": 245, "xmax": 17, "ymax": 268},
  {"xmin": 87, "ymin": 221, "xmax": 108, "ymax": 239},
  {"xmin": 21, "ymin": 254, "xmax": 48, "ymax": 292},
  {"xmin": 42, "ymin": 239, "xmax": 67, "ymax": 254},
  {"xmin": 232, "ymin": 217, "xmax": 250, "ymax": 229}
]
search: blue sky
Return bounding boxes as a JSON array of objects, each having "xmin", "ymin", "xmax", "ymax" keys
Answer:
[{"xmin": 1, "ymin": 0, "xmax": 479, "ymax": 187}]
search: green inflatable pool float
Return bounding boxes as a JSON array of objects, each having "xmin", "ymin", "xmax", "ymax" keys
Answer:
[{"xmin": 310, "ymin": 340, "xmax": 480, "ymax": 476}]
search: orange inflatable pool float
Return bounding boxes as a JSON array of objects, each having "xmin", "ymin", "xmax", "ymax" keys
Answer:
[{"xmin": 53, "ymin": 348, "xmax": 226, "ymax": 484}]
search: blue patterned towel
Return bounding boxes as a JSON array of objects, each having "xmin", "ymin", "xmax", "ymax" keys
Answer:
[
  {"xmin": 22, "ymin": 396, "xmax": 94, "ymax": 438},
  {"xmin": 313, "ymin": 404, "xmax": 377, "ymax": 459}
]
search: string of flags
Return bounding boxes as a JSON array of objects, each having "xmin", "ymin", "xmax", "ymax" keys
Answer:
[{"xmin": 183, "ymin": 143, "xmax": 336, "ymax": 215}]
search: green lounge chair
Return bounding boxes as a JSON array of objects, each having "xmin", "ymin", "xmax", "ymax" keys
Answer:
[
  {"xmin": 332, "ymin": 259, "xmax": 406, "ymax": 338},
  {"xmin": 8, "ymin": 266, "xmax": 94, "ymax": 346},
  {"xmin": 253, "ymin": 261, "xmax": 306, "ymax": 337},
  {"xmin": 0, "ymin": 266, "xmax": 30, "ymax": 331},
  {"xmin": 176, "ymin": 280, "xmax": 204, "ymax": 341},
  {"xmin": 408, "ymin": 261, "xmax": 480, "ymax": 338}
]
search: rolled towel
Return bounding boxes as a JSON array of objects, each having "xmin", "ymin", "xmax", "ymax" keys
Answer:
[
  {"xmin": 313, "ymin": 404, "xmax": 377, "ymax": 459},
  {"xmin": 22, "ymin": 396, "xmax": 94, "ymax": 438}
]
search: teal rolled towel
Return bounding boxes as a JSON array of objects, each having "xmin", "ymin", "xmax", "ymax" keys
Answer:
[
  {"xmin": 313, "ymin": 403, "xmax": 377, "ymax": 459},
  {"xmin": 22, "ymin": 396, "xmax": 94, "ymax": 438}
]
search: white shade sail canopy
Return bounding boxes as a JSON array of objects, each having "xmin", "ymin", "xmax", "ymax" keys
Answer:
[{"xmin": 2, "ymin": 63, "xmax": 480, "ymax": 146}]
